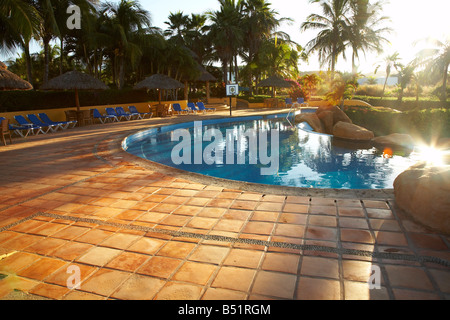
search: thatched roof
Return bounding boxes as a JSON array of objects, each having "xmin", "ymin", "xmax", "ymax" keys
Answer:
[
  {"xmin": 134, "ymin": 74, "xmax": 185, "ymax": 90},
  {"xmin": 0, "ymin": 68, "xmax": 33, "ymax": 91},
  {"xmin": 0, "ymin": 61, "xmax": 7, "ymax": 70},
  {"xmin": 40, "ymin": 71, "xmax": 108, "ymax": 90},
  {"xmin": 256, "ymin": 75, "xmax": 293, "ymax": 88},
  {"xmin": 196, "ymin": 65, "xmax": 217, "ymax": 82}
]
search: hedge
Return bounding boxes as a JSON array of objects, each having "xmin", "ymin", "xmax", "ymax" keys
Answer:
[
  {"xmin": 345, "ymin": 106, "xmax": 450, "ymax": 141},
  {"xmin": 0, "ymin": 89, "xmax": 162, "ymax": 112},
  {"xmin": 352, "ymin": 95, "xmax": 450, "ymax": 111}
]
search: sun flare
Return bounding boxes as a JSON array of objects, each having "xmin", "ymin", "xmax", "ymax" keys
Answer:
[{"xmin": 416, "ymin": 146, "xmax": 449, "ymax": 166}]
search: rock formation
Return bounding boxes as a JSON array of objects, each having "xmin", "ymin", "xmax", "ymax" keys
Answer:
[{"xmin": 394, "ymin": 161, "xmax": 450, "ymax": 234}]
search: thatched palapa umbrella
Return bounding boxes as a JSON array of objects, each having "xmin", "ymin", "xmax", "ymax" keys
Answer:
[
  {"xmin": 134, "ymin": 74, "xmax": 184, "ymax": 105},
  {"xmin": 0, "ymin": 61, "xmax": 33, "ymax": 91},
  {"xmin": 41, "ymin": 71, "xmax": 108, "ymax": 111},
  {"xmin": 256, "ymin": 75, "xmax": 292, "ymax": 97}
]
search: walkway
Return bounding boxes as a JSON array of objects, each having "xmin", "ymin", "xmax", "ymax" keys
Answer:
[{"xmin": 0, "ymin": 109, "xmax": 448, "ymax": 300}]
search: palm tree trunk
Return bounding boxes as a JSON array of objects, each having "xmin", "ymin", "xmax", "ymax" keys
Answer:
[
  {"xmin": 442, "ymin": 62, "xmax": 449, "ymax": 102},
  {"xmin": 60, "ymin": 38, "xmax": 64, "ymax": 75},
  {"xmin": 118, "ymin": 55, "xmax": 125, "ymax": 90},
  {"xmin": 22, "ymin": 41, "xmax": 34, "ymax": 87},
  {"xmin": 43, "ymin": 36, "xmax": 51, "ymax": 85}
]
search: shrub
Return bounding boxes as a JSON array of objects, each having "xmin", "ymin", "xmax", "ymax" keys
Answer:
[
  {"xmin": 0, "ymin": 89, "xmax": 158, "ymax": 112},
  {"xmin": 345, "ymin": 106, "xmax": 450, "ymax": 141}
]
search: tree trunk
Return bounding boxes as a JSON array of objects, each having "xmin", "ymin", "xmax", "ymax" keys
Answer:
[
  {"xmin": 118, "ymin": 55, "xmax": 125, "ymax": 89},
  {"xmin": 23, "ymin": 41, "xmax": 34, "ymax": 87},
  {"xmin": 60, "ymin": 38, "xmax": 64, "ymax": 75},
  {"xmin": 234, "ymin": 54, "xmax": 239, "ymax": 83},
  {"xmin": 43, "ymin": 36, "xmax": 51, "ymax": 85},
  {"xmin": 442, "ymin": 62, "xmax": 449, "ymax": 102}
]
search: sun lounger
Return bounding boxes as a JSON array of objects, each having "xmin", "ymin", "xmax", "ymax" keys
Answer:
[
  {"xmin": 172, "ymin": 103, "xmax": 188, "ymax": 115},
  {"xmin": 27, "ymin": 114, "xmax": 59, "ymax": 133},
  {"xmin": 285, "ymin": 98, "xmax": 293, "ymax": 107},
  {"xmin": 0, "ymin": 116, "xmax": 32, "ymax": 138},
  {"xmin": 105, "ymin": 108, "xmax": 120, "ymax": 122},
  {"xmin": 128, "ymin": 106, "xmax": 152, "ymax": 119},
  {"xmin": 91, "ymin": 109, "xmax": 115, "ymax": 124},
  {"xmin": 187, "ymin": 102, "xmax": 200, "ymax": 113},
  {"xmin": 196, "ymin": 102, "xmax": 216, "ymax": 113},
  {"xmin": 115, "ymin": 107, "xmax": 133, "ymax": 121},
  {"xmin": 14, "ymin": 115, "xmax": 45, "ymax": 135},
  {"xmin": 38, "ymin": 113, "xmax": 77, "ymax": 130}
]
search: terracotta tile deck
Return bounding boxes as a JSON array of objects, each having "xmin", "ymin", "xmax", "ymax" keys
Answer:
[{"xmin": 0, "ymin": 109, "xmax": 449, "ymax": 300}]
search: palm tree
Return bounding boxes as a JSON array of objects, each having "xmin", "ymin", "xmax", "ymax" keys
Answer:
[
  {"xmin": 164, "ymin": 11, "xmax": 190, "ymax": 44},
  {"xmin": 301, "ymin": 0, "xmax": 351, "ymax": 75},
  {"xmin": 301, "ymin": 73, "xmax": 322, "ymax": 101},
  {"xmin": 346, "ymin": 0, "xmax": 392, "ymax": 74},
  {"xmin": 414, "ymin": 37, "xmax": 450, "ymax": 102},
  {"xmin": 100, "ymin": 0, "xmax": 151, "ymax": 89},
  {"xmin": 395, "ymin": 63, "xmax": 415, "ymax": 103},
  {"xmin": 0, "ymin": 0, "xmax": 40, "ymax": 85},
  {"xmin": 241, "ymin": 0, "xmax": 288, "ymax": 93},
  {"xmin": 33, "ymin": 0, "xmax": 61, "ymax": 85},
  {"xmin": 374, "ymin": 51, "xmax": 400, "ymax": 99},
  {"xmin": 207, "ymin": 0, "xmax": 245, "ymax": 83}
]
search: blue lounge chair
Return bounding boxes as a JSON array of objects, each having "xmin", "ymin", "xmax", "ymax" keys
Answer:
[
  {"xmin": 91, "ymin": 109, "xmax": 115, "ymax": 124},
  {"xmin": 285, "ymin": 98, "xmax": 293, "ymax": 107},
  {"xmin": 105, "ymin": 108, "xmax": 120, "ymax": 122},
  {"xmin": 38, "ymin": 113, "xmax": 77, "ymax": 130},
  {"xmin": 187, "ymin": 102, "xmax": 200, "ymax": 113},
  {"xmin": 116, "ymin": 107, "xmax": 133, "ymax": 121},
  {"xmin": 128, "ymin": 106, "xmax": 152, "ymax": 119},
  {"xmin": 172, "ymin": 103, "xmax": 188, "ymax": 115},
  {"xmin": 28, "ymin": 114, "xmax": 59, "ymax": 133},
  {"xmin": 0, "ymin": 116, "xmax": 32, "ymax": 138},
  {"xmin": 14, "ymin": 115, "xmax": 45, "ymax": 135},
  {"xmin": 196, "ymin": 102, "xmax": 216, "ymax": 113}
]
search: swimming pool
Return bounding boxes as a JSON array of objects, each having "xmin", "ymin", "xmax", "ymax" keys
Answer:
[{"xmin": 122, "ymin": 113, "xmax": 421, "ymax": 189}]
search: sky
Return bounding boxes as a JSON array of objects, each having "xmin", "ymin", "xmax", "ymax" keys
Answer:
[{"xmin": 2, "ymin": 0, "xmax": 449, "ymax": 76}]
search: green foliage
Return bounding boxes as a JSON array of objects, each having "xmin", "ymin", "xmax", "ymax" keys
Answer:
[
  {"xmin": 0, "ymin": 89, "xmax": 154, "ymax": 112},
  {"xmin": 345, "ymin": 106, "xmax": 450, "ymax": 140},
  {"xmin": 352, "ymin": 95, "xmax": 450, "ymax": 110}
]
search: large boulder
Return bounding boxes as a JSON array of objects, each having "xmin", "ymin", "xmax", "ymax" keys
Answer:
[
  {"xmin": 295, "ymin": 113, "xmax": 325, "ymax": 133},
  {"xmin": 316, "ymin": 110, "xmax": 334, "ymax": 134},
  {"xmin": 331, "ymin": 105, "xmax": 353, "ymax": 125},
  {"xmin": 332, "ymin": 121, "xmax": 374, "ymax": 141},
  {"xmin": 394, "ymin": 162, "xmax": 450, "ymax": 234},
  {"xmin": 372, "ymin": 133, "xmax": 415, "ymax": 150}
]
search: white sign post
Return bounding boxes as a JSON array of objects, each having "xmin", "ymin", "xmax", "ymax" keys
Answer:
[{"xmin": 226, "ymin": 84, "xmax": 239, "ymax": 116}]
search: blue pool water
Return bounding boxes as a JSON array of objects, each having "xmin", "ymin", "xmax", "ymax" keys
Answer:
[{"xmin": 123, "ymin": 113, "xmax": 421, "ymax": 189}]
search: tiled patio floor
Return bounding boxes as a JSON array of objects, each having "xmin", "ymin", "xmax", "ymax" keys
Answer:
[{"xmin": 0, "ymin": 109, "xmax": 449, "ymax": 300}]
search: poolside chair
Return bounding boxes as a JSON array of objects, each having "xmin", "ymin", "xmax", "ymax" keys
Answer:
[
  {"xmin": 14, "ymin": 115, "xmax": 45, "ymax": 135},
  {"xmin": 297, "ymin": 97, "xmax": 308, "ymax": 107},
  {"xmin": 38, "ymin": 113, "xmax": 77, "ymax": 130},
  {"xmin": 116, "ymin": 107, "xmax": 133, "ymax": 121},
  {"xmin": 91, "ymin": 108, "xmax": 115, "ymax": 124},
  {"xmin": 105, "ymin": 108, "xmax": 120, "ymax": 122},
  {"xmin": 285, "ymin": 98, "xmax": 293, "ymax": 107},
  {"xmin": 172, "ymin": 103, "xmax": 188, "ymax": 115},
  {"xmin": 128, "ymin": 106, "xmax": 152, "ymax": 119},
  {"xmin": 0, "ymin": 116, "xmax": 32, "ymax": 138},
  {"xmin": 27, "ymin": 114, "xmax": 59, "ymax": 133},
  {"xmin": 1, "ymin": 118, "xmax": 12, "ymax": 146},
  {"xmin": 196, "ymin": 102, "xmax": 216, "ymax": 113},
  {"xmin": 187, "ymin": 102, "xmax": 200, "ymax": 114}
]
